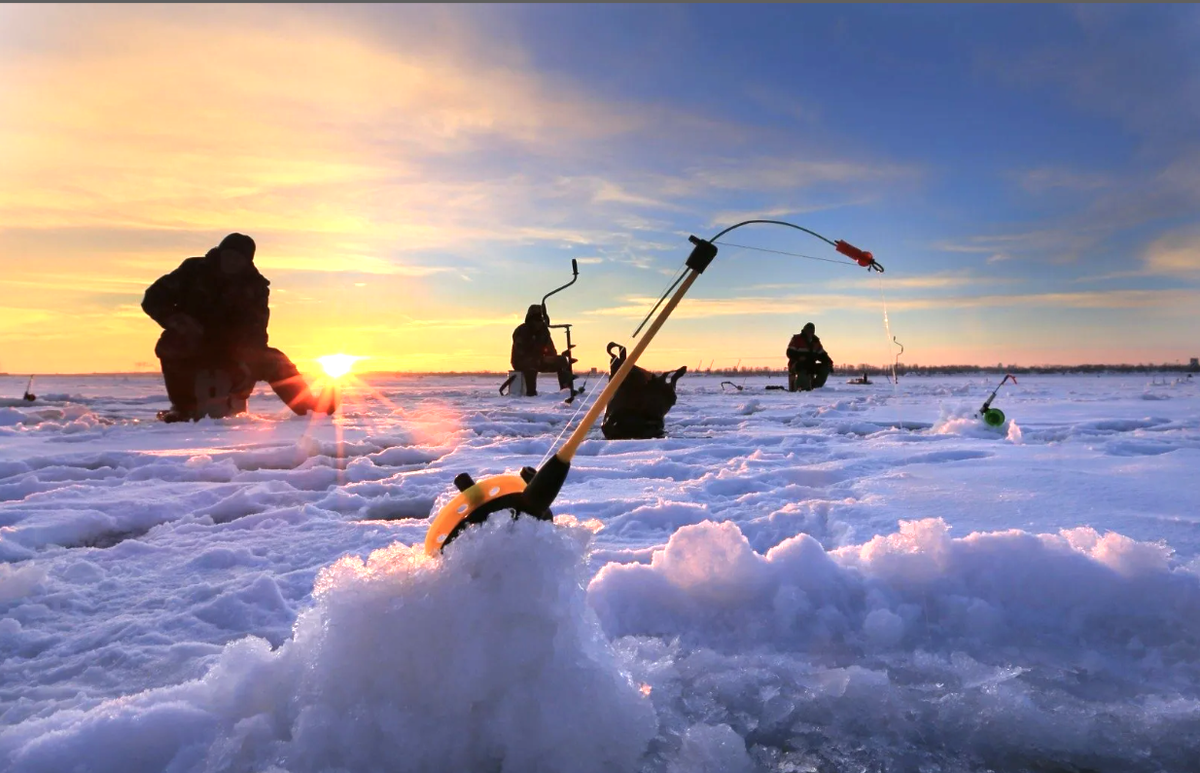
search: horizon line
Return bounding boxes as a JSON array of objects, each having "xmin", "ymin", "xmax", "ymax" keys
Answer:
[{"xmin": 5, "ymin": 363, "xmax": 1197, "ymax": 378}]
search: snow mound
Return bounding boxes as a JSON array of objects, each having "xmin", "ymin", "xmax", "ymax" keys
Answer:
[
  {"xmin": 590, "ymin": 518, "xmax": 1200, "ymax": 770},
  {"xmin": 0, "ymin": 518, "xmax": 656, "ymax": 773}
]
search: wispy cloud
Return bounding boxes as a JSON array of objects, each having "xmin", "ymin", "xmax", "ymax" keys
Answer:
[
  {"xmin": 585, "ymin": 294, "xmax": 877, "ymax": 319},
  {"xmin": 0, "ymin": 307, "xmax": 56, "ymax": 331},
  {"xmin": 589, "ymin": 180, "xmax": 684, "ymax": 211},
  {"xmin": 830, "ymin": 272, "xmax": 1008, "ymax": 291},
  {"xmin": 742, "ymin": 272, "xmax": 1006, "ymax": 293},
  {"xmin": 982, "ymin": 6, "xmax": 1200, "ymax": 147},
  {"xmin": 0, "ymin": 276, "xmax": 152, "ymax": 294},
  {"xmin": 964, "ymin": 9, "xmax": 1200, "ymax": 272},
  {"xmin": 342, "ymin": 315, "xmax": 522, "ymax": 332},
  {"xmin": 1013, "ymin": 167, "xmax": 1111, "ymax": 194},
  {"xmin": 932, "ymin": 230, "xmax": 1081, "ymax": 264},
  {"xmin": 0, "ymin": 6, "xmax": 919, "ymax": 265},
  {"xmin": 1142, "ymin": 229, "xmax": 1200, "ymax": 275},
  {"xmin": 0, "ymin": 7, "xmax": 642, "ymax": 245},
  {"xmin": 992, "ymin": 288, "xmax": 1198, "ymax": 310},
  {"xmin": 938, "ymin": 154, "xmax": 1200, "ymax": 268},
  {"xmin": 743, "ymin": 83, "xmax": 820, "ymax": 125},
  {"xmin": 586, "ymin": 287, "xmax": 1197, "ymax": 320},
  {"xmin": 688, "ymin": 157, "xmax": 917, "ymax": 192},
  {"xmin": 706, "ymin": 199, "xmax": 873, "ymax": 230}
]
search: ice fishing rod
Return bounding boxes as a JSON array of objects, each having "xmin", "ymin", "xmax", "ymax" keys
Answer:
[
  {"xmin": 979, "ymin": 373, "xmax": 1016, "ymax": 427},
  {"xmin": 425, "ymin": 221, "xmax": 882, "ymax": 555},
  {"xmin": 719, "ymin": 359, "xmax": 747, "ymax": 393},
  {"xmin": 631, "ymin": 220, "xmax": 882, "ymax": 339}
]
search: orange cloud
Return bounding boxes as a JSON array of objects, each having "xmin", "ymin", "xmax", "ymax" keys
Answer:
[{"xmin": 0, "ymin": 5, "xmax": 638, "ymax": 245}]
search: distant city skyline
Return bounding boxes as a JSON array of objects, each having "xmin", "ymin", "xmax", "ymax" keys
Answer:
[{"xmin": 2, "ymin": 4, "xmax": 1198, "ymax": 374}]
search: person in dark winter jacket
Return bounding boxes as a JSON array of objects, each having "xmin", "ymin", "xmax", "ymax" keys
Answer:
[
  {"xmin": 786, "ymin": 322, "xmax": 834, "ymax": 391},
  {"xmin": 142, "ymin": 233, "xmax": 324, "ymax": 422},
  {"xmin": 509, "ymin": 304, "xmax": 574, "ymax": 396}
]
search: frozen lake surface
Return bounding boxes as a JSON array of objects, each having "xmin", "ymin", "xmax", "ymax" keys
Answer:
[{"xmin": 1, "ymin": 371, "xmax": 1198, "ymax": 772}]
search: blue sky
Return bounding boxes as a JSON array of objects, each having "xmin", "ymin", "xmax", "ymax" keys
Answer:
[{"xmin": 1, "ymin": 4, "xmax": 1197, "ymax": 373}]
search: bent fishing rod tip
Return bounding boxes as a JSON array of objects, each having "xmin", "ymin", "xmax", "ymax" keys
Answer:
[{"xmin": 835, "ymin": 240, "xmax": 884, "ymax": 272}]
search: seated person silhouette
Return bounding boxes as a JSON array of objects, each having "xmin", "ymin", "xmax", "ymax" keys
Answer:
[{"xmin": 508, "ymin": 304, "xmax": 574, "ymax": 397}]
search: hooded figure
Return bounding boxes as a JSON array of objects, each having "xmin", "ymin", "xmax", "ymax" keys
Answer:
[
  {"xmin": 142, "ymin": 233, "xmax": 326, "ymax": 422},
  {"xmin": 509, "ymin": 303, "xmax": 574, "ymax": 396},
  {"xmin": 786, "ymin": 322, "xmax": 834, "ymax": 392}
]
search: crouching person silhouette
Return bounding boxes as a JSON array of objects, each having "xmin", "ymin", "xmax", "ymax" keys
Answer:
[
  {"xmin": 142, "ymin": 233, "xmax": 327, "ymax": 422},
  {"xmin": 786, "ymin": 322, "xmax": 834, "ymax": 392}
]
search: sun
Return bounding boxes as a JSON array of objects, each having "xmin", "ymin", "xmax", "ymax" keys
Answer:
[{"xmin": 316, "ymin": 354, "xmax": 364, "ymax": 379}]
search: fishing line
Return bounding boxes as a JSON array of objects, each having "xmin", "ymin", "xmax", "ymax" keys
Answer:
[
  {"xmin": 632, "ymin": 220, "xmax": 880, "ymax": 340},
  {"xmin": 538, "ymin": 369, "xmax": 611, "ymax": 467},
  {"xmin": 875, "ymin": 273, "xmax": 906, "ymax": 431},
  {"xmin": 631, "ymin": 262, "xmax": 689, "ymax": 338},
  {"xmin": 715, "ymin": 241, "xmax": 857, "ymax": 267},
  {"xmin": 554, "ymin": 259, "xmax": 681, "ymax": 462},
  {"xmin": 546, "ymin": 256, "xmax": 687, "ymax": 466},
  {"xmin": 878, "ymin": 274, "xmax": 897, "ymax": 386}
]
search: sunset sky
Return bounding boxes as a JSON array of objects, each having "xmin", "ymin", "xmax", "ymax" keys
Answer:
[{"xmin": 2, "ymin": 4, "xmax": 1198, "ymax": 375}]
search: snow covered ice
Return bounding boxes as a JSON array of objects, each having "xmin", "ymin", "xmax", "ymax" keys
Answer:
[{"xmin": 1, "ymin": 372, "xmax": 1199, "ymax": 772}]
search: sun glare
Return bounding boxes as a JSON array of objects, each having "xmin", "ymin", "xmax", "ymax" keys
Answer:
[{"xmin": 316, "ymin": 354, "xmax": 363, "ymax": 379}]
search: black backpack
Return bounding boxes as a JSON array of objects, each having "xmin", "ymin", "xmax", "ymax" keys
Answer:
[{"xmin": 600, "ymin": 342, "xmax": 687, "ymax": 440}]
